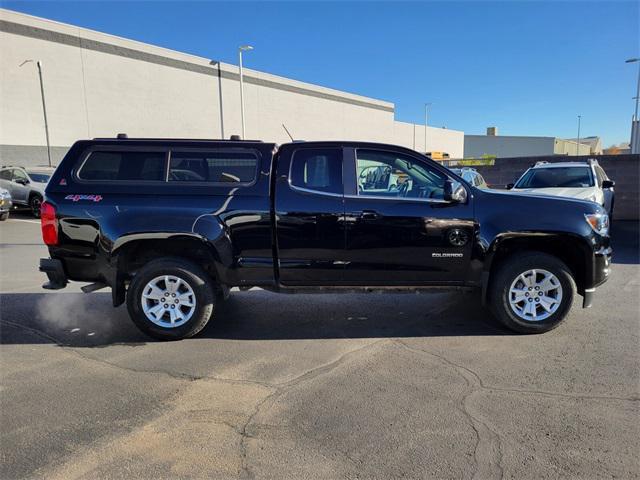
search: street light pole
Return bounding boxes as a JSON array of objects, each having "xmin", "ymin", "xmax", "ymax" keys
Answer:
[
  {"xmin": 576, "ymin": 115, "xmax": 581, "ymax": 156},
  {"xmin": 238, "ymin": 45, "xmax": 253, "ymax": 139},
  {"xmin": 20, "ymin": 59, "xmax": 52, "ymax": 167},
  {"xmin": 424, "ymin": 103, "xmax": 431, "ymax": 154},
  {"xmin": 625, "ymin": 58, "xmax": 640, "ymax": 120},
  {"xmin": 625, "ymin": 58, "xmax": 640, "ymax": 154}
]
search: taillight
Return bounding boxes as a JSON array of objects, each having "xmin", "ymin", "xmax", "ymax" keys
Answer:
[{"xmin": 40, "ymin": 201, "xmax": 58, "ymax": 246}]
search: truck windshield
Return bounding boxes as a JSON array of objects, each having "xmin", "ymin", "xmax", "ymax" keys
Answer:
[{"xmin": 515, "ymin": 167, "xmax": 594, "ymax": 188}]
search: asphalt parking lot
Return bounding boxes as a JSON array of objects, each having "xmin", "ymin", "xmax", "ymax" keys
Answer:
[{"xmin": 1, "ymin": 211, "xmax": 639, "ymax": 480}]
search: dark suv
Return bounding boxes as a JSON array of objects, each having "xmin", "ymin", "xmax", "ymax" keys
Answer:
[{"xmin": 39, "ymin": 137, "xmax": 612, "ymax": 340}]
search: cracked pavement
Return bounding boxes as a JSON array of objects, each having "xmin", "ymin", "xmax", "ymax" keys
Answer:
[{"xmin": 1, "ymin": 215, "xmax": 639, "ymax": 479}]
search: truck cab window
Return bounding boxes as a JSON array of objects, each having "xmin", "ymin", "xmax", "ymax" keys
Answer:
[
  {"xmin": 290, "ymin": 148, "xmax": 342, "ymax": 194},
  {"xmin": 356, "ymin": 149, "xmax": 446, "ymax": 200}
]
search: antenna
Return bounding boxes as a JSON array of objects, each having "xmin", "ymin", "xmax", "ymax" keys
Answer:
[{"xmin": 282, "ymin": 124, "xmax": 294, "ymax": 142}]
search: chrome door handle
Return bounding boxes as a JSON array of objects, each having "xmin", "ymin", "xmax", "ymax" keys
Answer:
[{"xmin": 361, "ymin": 210, "xmax": 380, "ymax": 220}]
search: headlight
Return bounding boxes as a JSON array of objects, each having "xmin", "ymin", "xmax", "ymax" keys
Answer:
[{"xmin": 585, "ymin": 212, "xmax": 609, "ymax": 236}]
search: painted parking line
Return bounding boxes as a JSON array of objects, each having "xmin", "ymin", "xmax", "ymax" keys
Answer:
[{"xmin": 6, "ymin": 218, "xmax": 40, "ymax": 224}]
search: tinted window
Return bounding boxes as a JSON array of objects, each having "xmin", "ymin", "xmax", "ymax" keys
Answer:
[
  {"xmin": 356, "ymin": 149, "xmax": 446, "ymax": 200},
  {"xmin": 169, "ymin": 151, "xmax": 257, "ymax": 183},
  {"xmin": 27, "ymin": 173, "xmax": 51, "ymax": 183},
  {"xmin": 79, "ymin": 151, "xmax": 166, "ymax": 181},
  {"xmin": 0, "ymin": 169, "xmax": 11, "ymax": 180},
  {"xmin": 461, "ymin": 172, "xmax": 475, "ymax": 184},
  {"xmin": 290, "ymin": 148, "xmax": 342, "ymax": 194},
  {"xmin": 515, "ymin": 167, "xmax": 594, "ymax": 188},
  {"xmin": 13, "ymin": 169, "xmax": 28, "ymax": 182}
]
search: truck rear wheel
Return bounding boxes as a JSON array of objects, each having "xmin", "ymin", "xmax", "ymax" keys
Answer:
[
  {"xmin": 489, "ymin": 252, "xmax": 575, "ymax": 334},
  {"xmin": 126, "ymin": 258, "xmax": 215, "ymax": 340}
]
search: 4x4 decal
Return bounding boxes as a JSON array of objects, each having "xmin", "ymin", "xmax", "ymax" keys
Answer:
[{"xmin": 65, "ymin": 194, "xmax": 103, "ymax": 202}]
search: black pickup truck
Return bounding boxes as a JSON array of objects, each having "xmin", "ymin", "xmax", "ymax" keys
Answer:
[{"xmin": 39, "ymin": 138, "xmax": 612, "ymax": 340}]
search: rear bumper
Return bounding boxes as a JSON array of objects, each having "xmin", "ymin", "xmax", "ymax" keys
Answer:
[{"xmin": 39, "ymin": 258, "xmax": 68, "ymax": 290}]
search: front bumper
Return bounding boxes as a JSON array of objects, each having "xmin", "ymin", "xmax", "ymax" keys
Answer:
[
  {"xmin": 0, "ymin": 197, "xmax": 12, "ymax": 213},
  {"xmin": 583, "ymin": 245, "xmax": 612, "ymax": 308},
  {"xmin": 39, "ymin": 258, "xmax": 68, "ymax": 290}
]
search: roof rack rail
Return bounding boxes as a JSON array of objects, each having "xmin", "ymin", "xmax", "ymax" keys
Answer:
[{"xmin": 91, "ymin": 135, "xmax": 264, "ymax": 142}]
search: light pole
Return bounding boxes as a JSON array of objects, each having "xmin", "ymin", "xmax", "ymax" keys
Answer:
[
  {"xmin": 424, "ymin": 103, "xmax": 432, "ymax": 154},
  {"xmin": 238, "ymin": 45, "xmax": 253, "ymax": 139},
  {"xmin": 576, "ymin": 115, "xmax": 581, "ymax": 156},
  {"xmin": 625, "ymin": 58, "xmax": 640, "ymax": 120},
  {"xmin": 19, "ymin": 59, "xmax": 52, "ymax": 167}
]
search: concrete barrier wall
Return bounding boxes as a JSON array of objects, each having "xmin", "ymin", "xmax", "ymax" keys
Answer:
[{"xmin": 467, "ymin": 155, "xmax": 640, "ymax": 221}]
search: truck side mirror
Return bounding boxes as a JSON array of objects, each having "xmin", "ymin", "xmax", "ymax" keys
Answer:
[
  {"xmin": 15, "ymin": 178, "xmax": 29, "ymax": 186},
  {"xmin": 602, "ymin": 180, "xmax": 615, "ymax": 189},
  {"xmin": 506, "ymin": 183, "xmax": 514, "ymax": 190},
  {"xmin": 444, "ymin": 179, "xmax": 467, "ymax": 203}
]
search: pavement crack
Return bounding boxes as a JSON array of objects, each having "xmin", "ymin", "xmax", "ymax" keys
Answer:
[
  {"xmin": 238, "ymin": 339, "xmax": 388, "ymax": 479},
  {"xmin": 277, "ymin": 339, "xmax": 388, "ymax": 389},
  {"xmin": 395, "ymin": 339, "xmax": 639, "ymax": 479},
  {"xmin": 0, "ymin": 319, "xmax": 274, "ymax": 389},
  {"xmin": 395, "ymin": 340, "xmax": 504, "ymax": 480}
]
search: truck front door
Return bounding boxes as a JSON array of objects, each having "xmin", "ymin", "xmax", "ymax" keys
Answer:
[
  {"xmin": 273, "ymin": 146, "xmax": 347, "ymax": 285},
  {"xmin": 341, "ymin": 147, "xmax": 475, "ymax": 285}
]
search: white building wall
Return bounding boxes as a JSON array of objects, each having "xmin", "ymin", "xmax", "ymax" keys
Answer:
[
  {"xmin": 0, "ymin": 9, "xmax": 463, "ymax": 166},
  {"xmin": 392, "ymin": 121, "xmax": 464, "ymax": 158}
]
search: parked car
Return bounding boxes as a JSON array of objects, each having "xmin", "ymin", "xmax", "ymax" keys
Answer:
[
  {"xmin": 449, "ymin": 167, "xmax": 489, "ymax": 189},
  {"xmin": 0, "ymin": 166, "xmax": 55, "ymax": 217},
  {"xmin": 507, "ymin": 160, "xmax": 614, "ymax": 216},
  {"xmin": 39, "ymin": 137, "xmax": 611, "ymax": 340},
  {"xmin": 0, "ymin": 187, "xmax": 12, "ymax": 221}
]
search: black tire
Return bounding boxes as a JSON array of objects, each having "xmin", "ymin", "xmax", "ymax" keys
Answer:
[
  {"xmin": 126, "ymin": 257, "xmax": 216, "ymax": 340},
  {"xmin": 0, "ymin": 212, "xmax": 8, "ymax": 221},
  {"xmin": 489, "ymin": 252, "xmax": 575, "ymax": 334},
  {"xmin": 29, "ymin": 194, "xmax": 42, "ymax": 218}
]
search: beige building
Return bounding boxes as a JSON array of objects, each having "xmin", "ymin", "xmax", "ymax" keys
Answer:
[
  {"xmin": 464, "ymin": 127, "xmax": 591, "ymax": 158},
  {"xmin": 0, "ymin": 9, "xmax": 464, "ymax": 167},
  {"xmin": 565, "ymin": 136, "xmax": 603, "ymax": 155}
]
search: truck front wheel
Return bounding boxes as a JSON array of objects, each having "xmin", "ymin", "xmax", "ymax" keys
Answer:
[
  {"xmin": 126, "ymin": 258, "xmax": 216, "ymax": 340},
  {"xmin": 489, "ymin": 252, "xmax": 575, "ymax": 334}
]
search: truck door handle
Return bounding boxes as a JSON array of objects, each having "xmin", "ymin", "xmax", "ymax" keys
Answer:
[{"xmin": 360, "ymin": 210, "xmax": 380, "ymax": 220}]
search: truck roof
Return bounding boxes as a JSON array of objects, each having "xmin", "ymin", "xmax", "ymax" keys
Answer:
[{"xmin": 82, "ymin": 138, "xmax": 435, "ymax": 159}]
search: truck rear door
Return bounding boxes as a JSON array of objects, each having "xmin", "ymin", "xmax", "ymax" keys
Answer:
[{"xmin": 273, "ymin": 145, "xmax": 347, "ymax": 285}]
